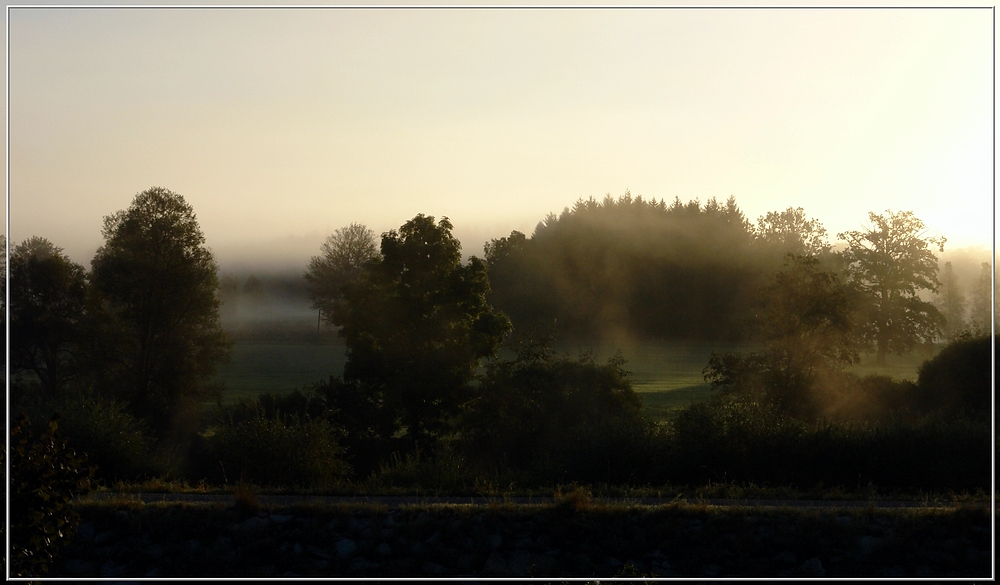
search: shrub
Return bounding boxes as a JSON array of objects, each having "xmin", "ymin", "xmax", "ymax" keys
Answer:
[
  {"xmin": 668, "ymin": 395, "xmax": 807, "ymax": 485},
  {"xmin": 664, "ymin": 394, "xmax": 991, "ymax": 492},
  {"xmin": 463, "ymin": 348, "xmax": 645, "ymax": 482},
  {"xmin": 309, "ymin": 379, "xmax": 404, "ymax": 478},
  {"xmin": 192, "ymin": 401, "xmax": 349, "ymax": 488},
  {"xmin": 9, "ymin": 386, "xmax": 160, "ymax": 483},
  {"xmin": 9, "ymin": 413, "xmax": 94, "ymax": 577},
  {"xmin": 51, "ymin": 394, "xmax": 159, "ymax": 482},
  {"xmin": 915, "ymin": 335, "xmax": 995, "ymax": 421}
]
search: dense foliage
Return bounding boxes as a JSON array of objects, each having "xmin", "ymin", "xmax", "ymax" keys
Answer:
[
  {"xmin": 8, "ymin": 236, "xmax": 89, "ymax": 396},
  {"xmin": 332, "ymin": 214, "xmax": 511, "ymax": 450},
  {"xmin": 915, "ymin": 335, "xmax": 995, "ymax": 421},
  {"xmin": 839, "ymin": 210, "xmax": 946, "ymax": 365},
  {"xmin": 190, "ymin": 395, "xmax": 350, "ymax": 487},
  {"xmin": 89, "ymin": 187, "xmax": 231, "ymax": 437},
  {"xmin": 7, "ymin": 191, "xmax": 990, "ymax": 541},
  {"xmin": 482, "ymin": 194, "xmax": 856, "ymax": 343},
  {"xmin": 9, "ymin": 414, "xmax": 94, "ymax": 577},
  {"xmin": 463, "ymin": 338, "xmax": 645, "ymax": 482},
  {"xmin": 486, "ymin": 194, "xmax": 768, "ymax": 341}
]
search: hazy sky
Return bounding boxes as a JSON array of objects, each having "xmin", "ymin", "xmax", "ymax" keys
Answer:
[{"xmin": 7, "ymin": 6, "xmax": 994, "ymax": 272}]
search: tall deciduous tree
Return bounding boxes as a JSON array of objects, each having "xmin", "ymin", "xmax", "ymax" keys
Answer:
[
  {"xmin": 332, "ymin": 214, "xmax": 510, "ymax": 450},
  {"xmin": 304, "ymin": 223, "xmax": 378, "ymax": 323},
  {"xmin": 838, "ymin": 210, "xmax": 945, "ymax": 365},
  {"xmin": 8, "ymin": 237, "xmax": 89, "ymax": 396},
  {"xmin": 90, "ymin": 187, "xmax": 230, "ymax": 437}
]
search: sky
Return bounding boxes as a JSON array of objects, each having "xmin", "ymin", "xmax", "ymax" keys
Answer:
[{"xmin": 6, "ymin": 5, "xmax": 995, "ymax": 273}]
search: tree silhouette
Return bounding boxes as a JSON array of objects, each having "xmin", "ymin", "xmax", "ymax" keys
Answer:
[
  {"xmin": 968, "ymin": 261, "xmax": 993, "ymax": 337},
  {"xmin": 304, "ymin": 222, "xmax": 378, "ymax": 324},
  {"xmin": 755, "ymin": 207, "xmax": 831, "ymax": 257},
  {"xmin": 332, "ymin": 214, "xmax": 510, "ymax": 450},
  {"xmin": 8, "ymin": 237, "xmax": 88, "ymax": 396},
  {"xmin": 90, "ymin": 187, "xmax": 230, "ymax": 437},
  {"xmin": 705, "ymin": 254, "xmax": 858, "ymax": 418},
  {"xmin": 935, "ymin": 261, "xmax": 967, "ymax": 341},
  {"xmin": 838, "ymin": 210, "xmax": 945, "ymax": 365},
  {"xmin": 485, "ymin": 192, "xmax": 761, "ymax": 341}
]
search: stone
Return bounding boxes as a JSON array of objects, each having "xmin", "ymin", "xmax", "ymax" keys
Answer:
[
  {"xmin": 100, "ymin": 561, "xmax": 128, "ymax": 577},
  {"xmin": 376, "ymin": 543, "xmax": 392, "ymax": 556},
  {"xmin": 94, "ymin": 530, "xmax": 115, "ymax": 544},
  {"xmin": 422, "ymin": 561, "xmax": 446, "ymax": 575},
  {"xmin": 457, "ymin": 554, "xmax": 477, "ymax": 572},
  {"xmin": 702, "ymin": 563, "xmax": 721, "ymax": 577},
  {"xmin": 76, "ymin": 522, "xmax": 95, "ymax": 540},
  {"xmin": 336, "ymin": 538, "xmax": 358, "ymax": 559},
  {"xmin": 240, "ymin": 517, "xmax": 268, "ymax": 530},
  {"xmin": 528, "ymin": 553, "xmax": 559, "ymax": 576},
  {"xmin": 489, "ymin": 533, "xmax": 503, "ymax": 550},
  {"xmin": 797, "ymin": 557, "xmax": 825, "ymax": 577},
  {"xmin": 773, "ymin": 550, "xmax": 797, "ymax": 565},
  {"xmin": 348, "ymin": 558, "xmax": 379, "ymax": 574},
  {"xmin": 507, "ymin": 550, "xmax": 532, "ymax": 575},
  {"xmin": 858, "ymin": 535, "xmax": 882, "ymax": 555},
  {"xmin": 64, "ymin": 559, "xmax": 97, "ymax": 576},
  {"xmin": 270, "ymin": 514, "xmax": 293, "ymax": 523},
  {"xmin": 482, "ymin": 550, "xmax": 507, "ymax": 575},
  {"xmin": 306, "ymin": 545, "xmax": 330, "ymax": 560}
]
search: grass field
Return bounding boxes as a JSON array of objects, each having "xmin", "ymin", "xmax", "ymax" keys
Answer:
[
  {"xmin": 215, "ymin": 341, "xmax": 348, "ymax": 404},
  {"xmin": 214, "ymin": 332, "xmax": 939, "ymax": 419},
  {"xmin": 213, "ymin": 337, "xmax": 735, "ymax": 411}
]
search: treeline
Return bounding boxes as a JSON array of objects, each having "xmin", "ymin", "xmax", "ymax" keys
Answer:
[
  {"xmin": 484, "ymin": 192, "xmax": 993, "ymax": 347},
  {"xmin": 6, "ymin": 187, "xmax": 995, "ymax": 578},
  {"xmin": 486, "ymin": 194, "xmax": 775, "ymax": 341}
]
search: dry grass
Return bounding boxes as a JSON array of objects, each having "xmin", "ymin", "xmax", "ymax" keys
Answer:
[{"xmin": 554, "ymin": 485, "xmax": 593, "ymax": 512}]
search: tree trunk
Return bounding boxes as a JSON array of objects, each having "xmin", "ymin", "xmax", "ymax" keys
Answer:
[{"xmin": 875, "ymin": 344, "xmax": 887, "ymax": 366}]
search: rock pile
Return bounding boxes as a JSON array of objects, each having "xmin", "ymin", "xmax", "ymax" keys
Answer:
[{"xmin": 52, "ymin": 502, "xmax": 992, "ymax": 578}]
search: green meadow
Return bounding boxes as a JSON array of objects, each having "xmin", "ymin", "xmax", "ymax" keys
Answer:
[{"xmin": 215, "ymin": 334, "xmax": 936, "ymax": 419}]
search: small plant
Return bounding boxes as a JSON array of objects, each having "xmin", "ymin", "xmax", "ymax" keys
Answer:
[
  {"xmin": 553, "ymin": 484, "xmax": 593, "ymax": 512},
  {"xmin": 233, "ymin": 481, "xmax": 261, "ymax": 519}
]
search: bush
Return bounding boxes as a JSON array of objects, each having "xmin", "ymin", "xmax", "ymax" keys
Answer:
[
  {"xmin": 9, "ymin": 413, "xmax": 94, "ymax": 577},
  {"xmin": 668, "ymin": 395, "xmax": 807, "ymax": 485},
  {"xmin": 8, "ymin": 386, "xmax": 159, "ymax": 483},
  {"xmin": 463, "ymin": 347, "xmax": 645, "ymax": 481},
  {"xmin": 308, "ymin": 379, "xmax": 405, "ymax": 478},
  {"xmin": 52, "ymin": 394, "xmax": 159, "ymax": 482},
  {"xmin": 915, "ymin": 335, "xmax": 995, "ymax": 421},
  {"xmin": 191, "ymin": 400, "xmax": 350, "ymax": 488},
  {"xmin": 664, "ymin": 394, "xmax": 991, "ymax": 492}
]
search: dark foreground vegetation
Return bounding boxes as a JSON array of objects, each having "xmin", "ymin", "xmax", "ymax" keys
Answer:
[
  {"xmin": 53, "ymin": 496, "xmax": 992, "ymax": 578},
  {"xmin": 4, "ymin": 187, "xmax": 995, "ymax": 578}
]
